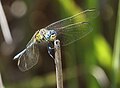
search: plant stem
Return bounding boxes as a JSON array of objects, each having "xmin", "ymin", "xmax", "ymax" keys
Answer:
[{"xmin": 54, "ymin": 39, "xmax": 63, "ymax": 88}]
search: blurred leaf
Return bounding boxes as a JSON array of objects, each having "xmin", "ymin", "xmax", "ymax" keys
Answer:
[{"xmin": 94, "ymin": 35, "xmax": 112, "ymax": 69}]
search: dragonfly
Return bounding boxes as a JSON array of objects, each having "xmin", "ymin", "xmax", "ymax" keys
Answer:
[{"xmin": 14, "ymin": 9, "xmax": 98, "ymax": 72}]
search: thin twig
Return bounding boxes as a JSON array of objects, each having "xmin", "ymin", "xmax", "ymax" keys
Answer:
[{"xmin": 54, "ymin": 39, "xmax": 63, "ymax": 88}]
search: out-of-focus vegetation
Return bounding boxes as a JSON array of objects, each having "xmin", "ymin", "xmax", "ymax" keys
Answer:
[{"xmin": 0, "ymin": 0, "xmax": 119, "ymax": 88}]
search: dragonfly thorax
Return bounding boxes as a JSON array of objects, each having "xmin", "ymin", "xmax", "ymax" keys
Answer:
[{"xmin": 35, "ymin": 29, "xmax": 45, "ymax": 42}]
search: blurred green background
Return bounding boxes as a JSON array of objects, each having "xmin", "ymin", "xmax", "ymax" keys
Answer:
[{"xmin": 0, "ymin": 0, "xmax": 119, "ymax": 88}]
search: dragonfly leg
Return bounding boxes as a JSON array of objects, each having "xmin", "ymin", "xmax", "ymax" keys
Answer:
[{"xmin": 47, "ymin": 42, "xmax": 55, "ymax": 59}]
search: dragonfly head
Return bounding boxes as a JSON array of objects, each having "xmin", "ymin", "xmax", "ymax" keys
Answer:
[{"xmin": 45, "ymin": 30, "xmax": 57, "ymax": 41}]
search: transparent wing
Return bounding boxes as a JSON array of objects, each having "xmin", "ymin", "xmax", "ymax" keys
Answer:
[
  {"xmin": 56, "ymin": 22, "xmax": 92, "ymax": 46},
  {"xmin": 17, "ymin": 42, "xmax": 39, "ymax": 71},
  {"xmin": 45, "ymin": 9, "xmax": 98, "ymax": 31},
  {"xmin": 17, "ymin": 30, "xmax": 40, "ymax": 71}
]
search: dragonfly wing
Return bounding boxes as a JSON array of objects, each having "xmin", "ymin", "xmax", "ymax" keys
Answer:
[
  {"xmin": 45, "ymin": 9, "xmax": 98, "ymax": 31},
  {"xmin": 56, "ymin": 22, "xmax": 93, "ymax": 46},
  {"xmin": 17, "ymin": 42, "xmax": 40, "ymax": 72}
]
